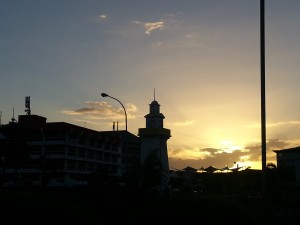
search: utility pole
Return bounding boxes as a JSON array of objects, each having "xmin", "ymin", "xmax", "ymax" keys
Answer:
[{"xmin": 260, "ymin": 0, "xmax": 267, "ymax": 202}]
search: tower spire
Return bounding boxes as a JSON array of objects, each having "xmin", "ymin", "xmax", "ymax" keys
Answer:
[
  {"xmin": 11, "ymin": 106, "xmax": 16, "ymax": 123},
  {"xmin": 154, "ymin": 88, "xmax": 156, "ymax": 101}
]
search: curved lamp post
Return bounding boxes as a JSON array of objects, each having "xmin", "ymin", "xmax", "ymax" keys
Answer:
[{"xmin": 101, "ymin": 93, "xmax": 128, "ymax": 131}]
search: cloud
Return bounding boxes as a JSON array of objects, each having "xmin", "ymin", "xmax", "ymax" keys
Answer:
[
  {"xmin": 266, "ymin": 138, "xmax": 291, "ymax": 150},
  {"xmin": 268, "ymin": 120, "xmax": 300, "ymax": 127},
  {"xmin": 126, "ymin": 103, "xmax": 137, "ymax": 112},
  {"xmin": 168, "ymin": 148, "xmax": 248, "ymax": 170},
  {"xmin": 168, "ymin": 139, "xmax": 283, "ymax": 170},
  {"xmin": 61, "ymin": 101, "xmax": 137, "ymax": 120},
  {"xmin": 62, "ymin": 108, "xmax": 101, "ymax": 115},
  {"xmin": 144, "ymin": 21, "xmax": 164, "ymax": 34},
  {"xmin": 173, "ymin": 120, "xmax": 195, "ymax": 126},
  {"xmin": 98, "ymin": 14, "xmax": 107, "ymax": 20},
  {"xmin": 242, "ymin": 138, "xmax": 293, "ymax": 164},
  {"xmin": 168, "ymin": 144, "xmax": 252, "ymax": 170},
  {"xmin": 246, "ymin": 120, "xmax": 300, "ymax": 128},
  {"xmin": 132, "ymin": 20, "xmax": 164, "ymax": 35}
]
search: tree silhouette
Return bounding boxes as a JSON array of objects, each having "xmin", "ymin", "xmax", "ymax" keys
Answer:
[{"xmin": 266, "ymin": 162, "xmax": 277, "ymax": 170}]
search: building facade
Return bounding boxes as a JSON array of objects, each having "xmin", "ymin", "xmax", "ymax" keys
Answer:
[
  {"xmin": 0, "ymin": 114, "xmax": 140, "ymax": 187},
  {"xmin": 273, "ymin": 147, "xmax": 300, "ymax": 169},
  {"xmin": 273, "ymin": 147, "xmax": 300, "ymax": 186}
]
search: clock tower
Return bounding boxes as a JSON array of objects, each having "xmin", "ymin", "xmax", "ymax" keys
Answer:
[{"xmin": 138, "ymin": 96, "xmax": 171, "ymax": 196}]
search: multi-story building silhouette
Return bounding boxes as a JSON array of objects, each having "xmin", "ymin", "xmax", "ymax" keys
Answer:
[{"xmin": 0, "ymin": 114, "xmax": 140, "ymax": 187}]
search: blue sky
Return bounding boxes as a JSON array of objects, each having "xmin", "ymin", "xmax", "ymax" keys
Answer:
[{"xmin": 1, "ymin": 0, "xmax": 300, "ymax": 170}]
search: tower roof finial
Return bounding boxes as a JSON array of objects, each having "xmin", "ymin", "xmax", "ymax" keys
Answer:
[{"xmin": 154, "ymin": 88, "xmax": 155, "ymax": 101}]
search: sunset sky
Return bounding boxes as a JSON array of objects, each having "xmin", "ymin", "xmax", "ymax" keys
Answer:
[{"xmin": 1, "ymin": 0, "xmax": 300, "ymax": 170}]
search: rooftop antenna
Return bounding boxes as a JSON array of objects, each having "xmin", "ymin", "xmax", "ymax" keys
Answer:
[
  {"xmin": 25, "ymin": 96, "xmax": 31, "ymax": 115},
  {"xmin": 11, "ymin": 106, "xmax": 16, "ymax": 123},
  {"xmin": 154, "ymin": 88, "xmax": 156, "ymax": 101}
]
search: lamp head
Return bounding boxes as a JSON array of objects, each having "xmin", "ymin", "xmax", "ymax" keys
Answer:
[{"xmin": 101, "ymin": 93, "xmax": 109, "ymax": 97}]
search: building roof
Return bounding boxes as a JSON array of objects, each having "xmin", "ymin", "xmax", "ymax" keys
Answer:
[
  {"xmin": 204, "ymin": 165, "xmax": 219, "ymax": 173},
  {"xmin": 273, "ymin": 146, "xmax": 300, "ymax": 154},
  {"xmin": 182, "ymin": 166, "xmax": 198, "ymax": 172},
  {"xmin": 1, "ymin": 115, "xmax": 140, "ymax": 145}
]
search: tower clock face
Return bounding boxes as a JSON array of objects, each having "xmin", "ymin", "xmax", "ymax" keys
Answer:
[{"xmin": 148, "ymin": 119, "xmax": 155, "ymax": 128}]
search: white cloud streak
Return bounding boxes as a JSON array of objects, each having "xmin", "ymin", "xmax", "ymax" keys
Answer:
[
  {"xmin": 98, "ymin": 14, "xmax": 107, "ymax": 19},
  {"xmin": 132, "ymin": 20, "xmax": 164, "ymax": 34}
]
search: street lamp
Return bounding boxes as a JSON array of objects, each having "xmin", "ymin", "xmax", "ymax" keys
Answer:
[{"xmin": 101, "ymin": 92, "xmax": 128, "ymax": 131}]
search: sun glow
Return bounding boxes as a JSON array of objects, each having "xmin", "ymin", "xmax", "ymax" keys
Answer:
[{"xmin": 219, "ymin": 140, "xmax": 244, "ymax": 153}]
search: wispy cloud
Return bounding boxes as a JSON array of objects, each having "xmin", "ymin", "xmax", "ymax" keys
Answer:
[
  {"xmin": 132, "ymin": 20, "xmax": 164, "ymax": 35},
  {"xmin": 246, "ymin": 120, "xmax": 300, "ymax": 128},
  {"xmin": 168, "ymin": 146, "xmax": 211, "ymax": 160},
  {"xmin": 268, "ymin": 120, "xmax": 300, "ymax": 127},
  {"xmin": 98, "ymin": 14, "xmax": 107, "ymax": 20},
  {"xmin": 173, "ymin": 120, "xmax": 195, "ymax": 126},
  {"xmin": 62, "ymin": 101, "xmax": 137, "ymax": 120},
  {"xmin": 144, "ymin": 21, "xmax": 164, "ymax": 34}
]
